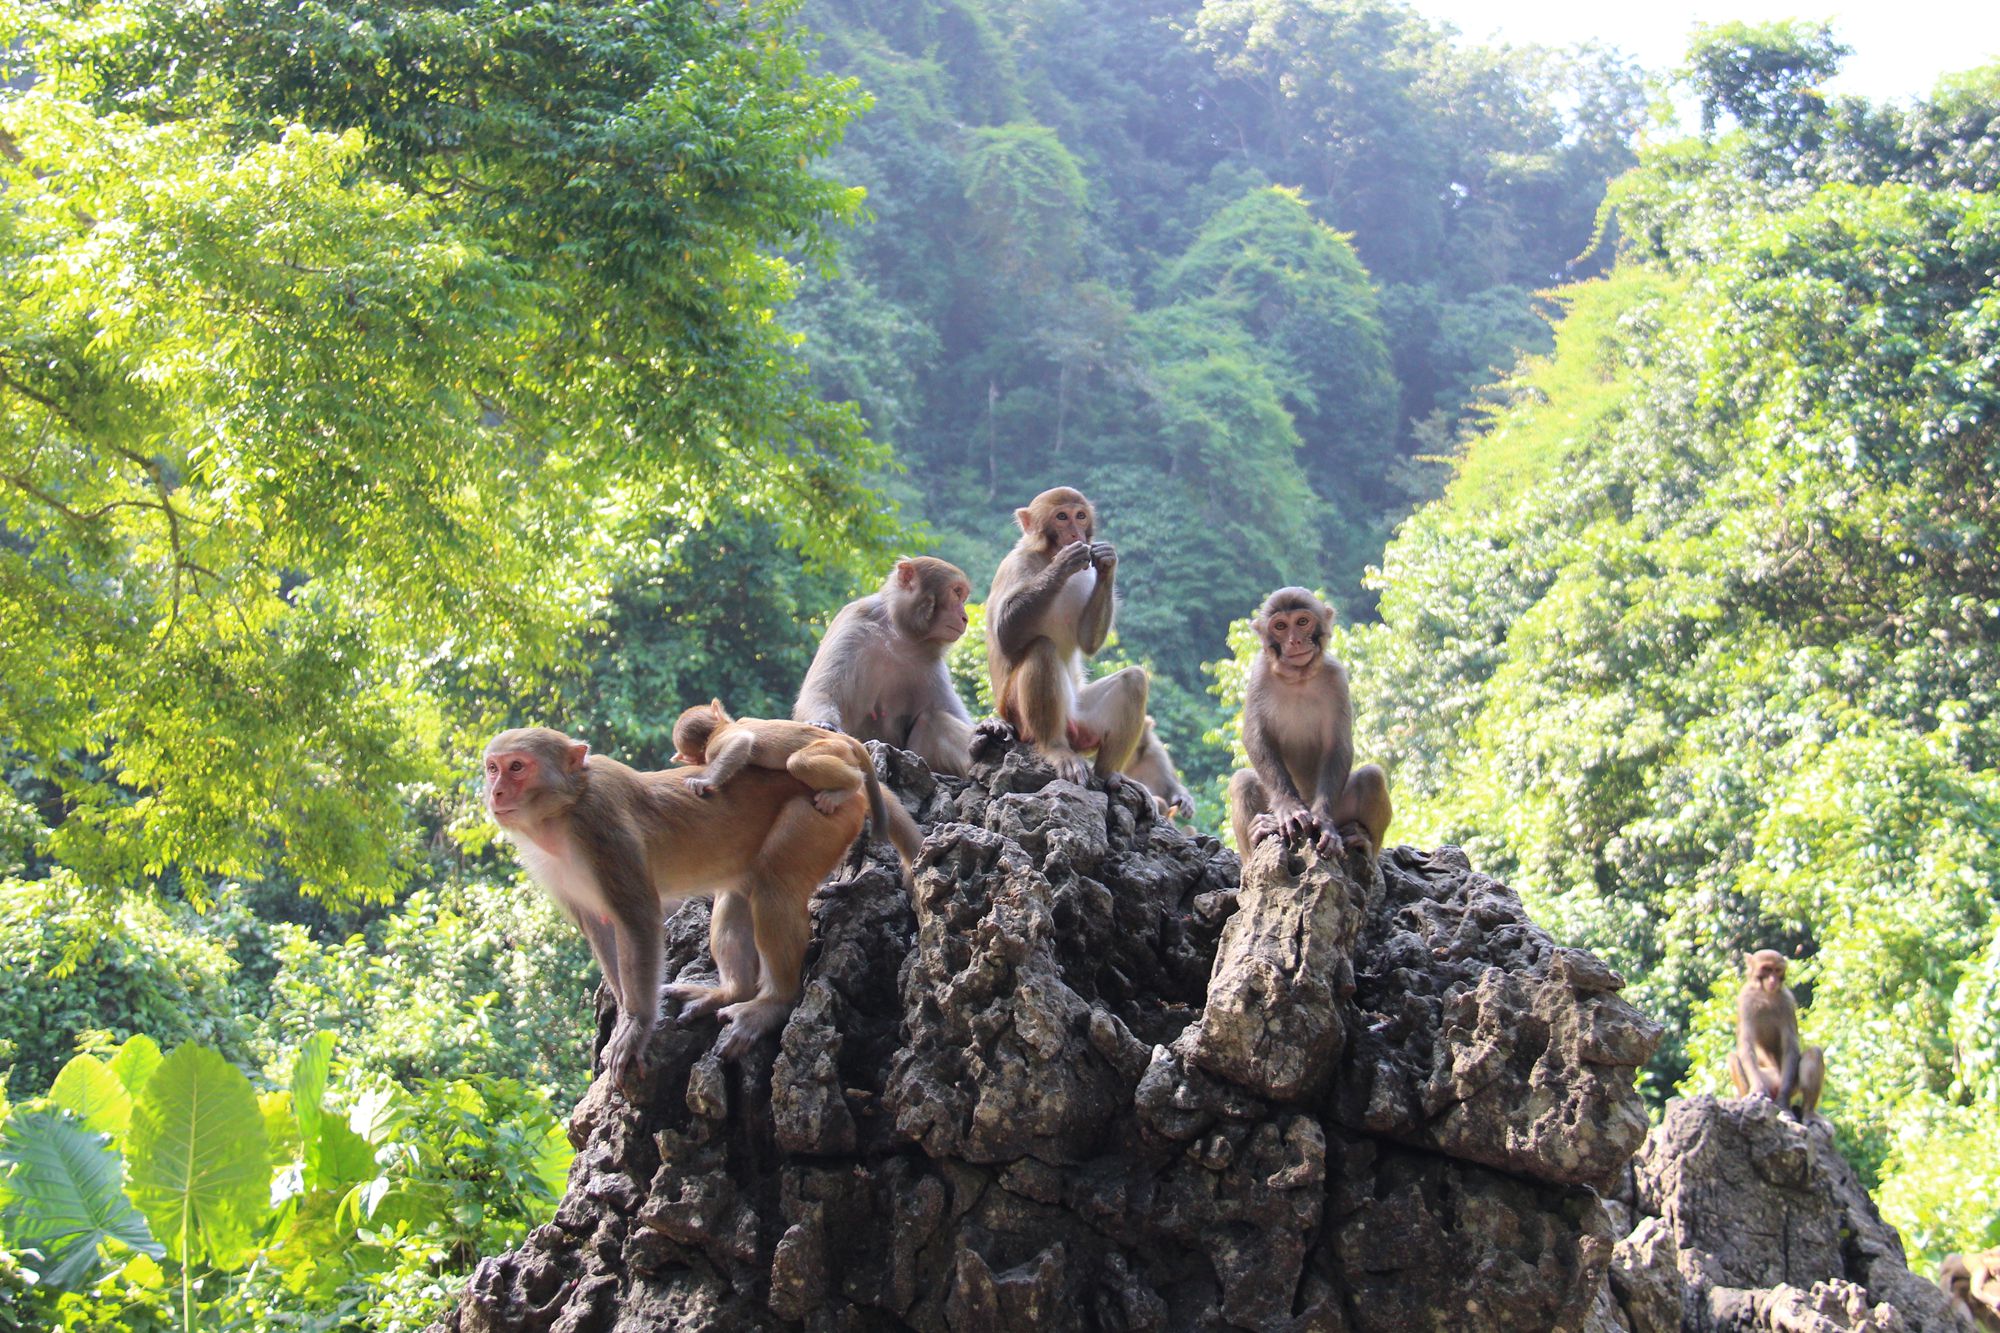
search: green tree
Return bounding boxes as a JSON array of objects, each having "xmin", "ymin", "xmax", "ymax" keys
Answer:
[{"xmin": 0, "ymin": 0, "xmax": 891, "ymax": 905}]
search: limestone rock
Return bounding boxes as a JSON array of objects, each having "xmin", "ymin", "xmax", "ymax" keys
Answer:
[{"xmin": 428, "ymin": 735, "xmax": 1659, "ymax": 1333}]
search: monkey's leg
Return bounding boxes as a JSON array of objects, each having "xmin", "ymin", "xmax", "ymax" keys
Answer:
[
  {"xmin": 1797, "ymin": 1045, "xmax": 1826, "ymax": 1120},
  {"xmin": 908, "ymin": 708, "xmax": 975, "ymax": 777},
  {"xmin": 1228, "ymin": 768, "xmax": 1272, "ymax": 855},
  {"xmin": 579, "ymin": 911, "xmax": 627, "ymax": 1010},
  {"xmin": 666, "ymin": 890, "xmax": 759, "ymax": 1022},
  {"xmin": 1727, "ymin": 1049, "xmax": 1752, "ymax": 1098},
  {"xmin": 600, "ymin": 904, "xmax": 665, "ymax": 1088},
  {"xmin": 715, "ymin": 798, "xmax": 844, "ymax": 1059},
  {"xmin": 1331, "ymin": 763, "xmax": 1393, "ymax": 856},
  {"xmin": 787, "ymin": 740, "xmax": 867, "ymax": 814},
  {"xmin": 1075, "ymin": 666, "xmax": 1149, "ymax": 779},
  {"xmin": 1015, "ymin": 638, "xmax": 1089, "ymax": 783}
]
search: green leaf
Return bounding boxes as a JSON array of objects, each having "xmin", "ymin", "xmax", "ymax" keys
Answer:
[
  {"xmin": 47, "ymin": 1056, "xmax": 133, "ymax": 1143},
  {"xmin": 0, "ymin": 1108, "xmax": 161, "ymax": 1288},
  {"xmin": 108, "ymin": 1036, "xmax": 164, "ymax": 1102},
  {"xmin": 290, "ymin": 1031, "xmax": 335, "ymax": 1163},
  {"xmin": 126, "ymin": 1045, "xmax": 271, "ymax": 1268}
]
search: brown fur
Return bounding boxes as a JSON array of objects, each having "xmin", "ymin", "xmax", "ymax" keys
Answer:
[
  {"xmin": 1728, "ymin": 949, "xmax": 1826, "ymax": 1121},
  {"xmin": 1940, "ymin": 1251, "xmax": 2000, "ymax": 1333},
  {"xmin": 672, "ymin": 699, "xmax": 923, "ymax": 877},
  {"xmin": 1227, "ymin": 587, "xmax": 1391, "ymax": 860},
  {"xmin": 793, "ymin": 557, "xmax": 980, "ymax": 776},
  {"xmin": 984, "ymin": 487, "xmax": 1185, "ymax": 815},
  {"xmin": 482, "ymin": 725, "xmax": 866, "ymax": 1082}
]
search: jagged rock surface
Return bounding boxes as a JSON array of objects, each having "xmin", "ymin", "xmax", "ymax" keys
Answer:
[
  {"xmin": 1590, "ymin": 1096, "xmax": 1959, "ymax": 1332},
  {"xmin": 430, "ymin": 738, "xmax": 1662, "ymax": 1333}
]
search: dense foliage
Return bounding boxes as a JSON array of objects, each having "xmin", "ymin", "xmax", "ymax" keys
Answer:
[{"xmin": 1319, "ymin": 27, "xmax": 2000, "ymax": 1263}]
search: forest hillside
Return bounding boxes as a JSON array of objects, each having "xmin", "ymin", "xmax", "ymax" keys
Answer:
[{"xmin": 0, "ymin": 0, "xmax": 1994, "ymax": 1329}]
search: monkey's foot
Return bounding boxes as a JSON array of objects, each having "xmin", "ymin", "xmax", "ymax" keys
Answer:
[
  {"xmin": 803, "ymin": 717, "xmax": 844, "ymax": 734},
  {"xmin": 665, "ymin": 982, "xmax": 735, "ymax": 1023},
  {"xmin": 1248, "ymin": 813, "xmax": 1281, "ymax": 844},
  {"xmin": 813, "ymin": 789, "xmax": 857, "ymax": 815},
  {"xmin": 714, "ymin": 998, "xmax": 790, "ymax": 1060},
  {"xmin": 1338, "ymin": 823, "xmax": 1376, "ymax": 858},
  {"xmin": 685, "ymin": 776, "xmax": 713, "ymax": 797},
  {"xmin": 1045, "ymin": 747, "xmax": 1091, "ymax": 785}
]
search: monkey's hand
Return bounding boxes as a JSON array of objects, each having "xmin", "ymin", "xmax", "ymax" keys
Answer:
[
  {"xmin": 1090, "ymin": 541, "xmax": 1117, "ymax": 572},
  {"xmin": 1339, "ymin": 823, "xmax": 1376, "ymax": 858},
  {"xmin": 1312, "ymin": 820, "xmax": 1343, "ymax": 858},
  {"xmin": 685, "ymin": 776, "xmax": 714, "ymax": 797},
  {"xmin": 803, "ymin": 717, "xmax": 844, "ymax": 734},
  {"xmin": 970, "ymin": 718, "xmax": 1015, "ymax": 761},
  {"xmin": 1055, "ymin": 540, "xmax": 1093, "ymax": 578},
  {"xmin": 812, "ymin": 789, "xmax": 855, "ymax": 815},
  {"xmin": 601, "ymin": 1018, "xmax": 650, "ymax": 1090}
]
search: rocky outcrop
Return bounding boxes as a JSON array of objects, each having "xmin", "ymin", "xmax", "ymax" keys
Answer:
[
  {"xmin": 430, "ymin": 736, "xmax": 1663, "ymax": 1332},
  {"xmin": 1590, "ymin": 1096, "xmax": 1959, "ymax": 1332}
]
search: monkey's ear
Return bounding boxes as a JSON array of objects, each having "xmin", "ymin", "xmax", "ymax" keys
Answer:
[
  {"xmin": 895, "ymin": 559, "xmax": 918, "ymax": 588},
  {"xmin": 1014, "ymin": 507, "xmax": 1035, "ymax": 533},
  {"xmin": 567, "ymin": 741, "xmax": 590, "ymax": 771},
  {"xmin": 708, "ymin": 698, "xmax": 725, "ymax": 715}
]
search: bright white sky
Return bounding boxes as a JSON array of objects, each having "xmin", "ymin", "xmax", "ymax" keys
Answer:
[{"xmin": 1417, "ymin": 0, "xmax": 2000, "ymax": 106}]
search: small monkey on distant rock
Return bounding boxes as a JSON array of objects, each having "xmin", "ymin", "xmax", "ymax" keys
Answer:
[
  {"xmin": 1940, "ymin": 1250, "xmax": 2000, "ymax": 1333},
  {"xmin": 671, "ymin": 699, "xmax": 922, "ymax": 877},
  {"xmin": 794, "ymin": 557, "xmax": 990, "ymax": 777},
  {"xmin": 483, "ymin": 725, "xmax": 866, "ymax": 1080},
  {"xmin": 1227, "ymin": 587, "xmax": 1391, "ymax": 860},
  {"xmin": 985, "ymin": 486, "xmax": 1186, "ymax": 814},
  {"xmin": 1728, "ymin": 949, "xmax": 1826, "ymax": 1122}
]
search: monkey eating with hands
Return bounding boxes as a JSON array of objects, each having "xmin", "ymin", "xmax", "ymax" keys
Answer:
[
  {"xmin": 1227, "ymin": 587, "xmax": 1392, "ymax": 860},
  {"xmin": 482, "ymin": 725, "xmax": 867, "ymax": 1085},
  {"xmin": 793, "ymin": 557, "xmax": 986, "ymax": 777},
  {"xmin": 984, "ymin": 486, "xmax": 1186, "ymax": 814},
  {"xmin": 671, "ymin": 699, "xmax": 923, "ymax": 879},
  {"xmin": 1728, "ymin": 949, "xmax": 1826, "ymax": 1122}
]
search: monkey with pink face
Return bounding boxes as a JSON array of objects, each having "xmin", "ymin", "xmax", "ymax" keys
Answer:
[
  {"xmin": 1228, "ymin": 587, "xmax": 1392, "ymax": 860},
  {"xmin": 482, "ymin": 726, "xmax": 865, "ymax": 1084}
]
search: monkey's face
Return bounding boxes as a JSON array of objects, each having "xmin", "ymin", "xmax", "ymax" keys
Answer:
[
  {"xmin": 1748, "ymin": 951, "xmax": 1787, "ymax": 992},
  {"xmin": 483, "ymin": 733, "xmax": 585, "ymax": 829},
  {"xmin": 1043, "ymin": 500, "xmax": 1091, "ymax": 551},
  {"xmin": 927, "ymin": 577, "xmax": 972, "ymax": 643},
  {"xmin": 1264, "ymin": 607, "xmax": 1324, "ymax": 671}
]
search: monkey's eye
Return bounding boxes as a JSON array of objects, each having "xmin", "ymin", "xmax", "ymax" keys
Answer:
[{"xmin": 509, "ymin": 759, "xmax": 523, "ymax": 773}]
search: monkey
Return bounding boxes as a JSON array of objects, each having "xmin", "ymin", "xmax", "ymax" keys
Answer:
[
  {"xmin": 1226, "ymin": 587, "xmax": 1392, "ymax": 860},
  {"xmin": 1940, "ymin": 1251, "xmax": 2000, "ymax": 1333},
  {"xmin": 793, "ymin": 557, "xmax": 987, "ymax": 777},
  {"xmin": 1727, "ymin": 949, "xmax": 1827, "ymax": 1122},
  {"xmin": 1123, "ymin": 716, "xmax": 1194, "ymax": 822},
  {"xmin": 670, "ymin": 699, "xmax": 923, "ymax": 877},
  {"xmin": 984, "ymin": 486, "xmax": 1186, "ymax": 814},
  {"xmin": 482, "ymin": 725, "xmax": 866, "ymax": 1081}
]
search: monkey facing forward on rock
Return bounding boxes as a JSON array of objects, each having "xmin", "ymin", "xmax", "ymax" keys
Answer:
[
  {"xmin": 482, "ymin": 725, "xmax": 865, "ymax": 1085},
  {"xmin": 1728, "ymin": 949, "xmax": 1827, "ymax": 1122},
  {"xmin": 984, "ymin": 485, "xmax": 1187, "ymax": 815},
  {"xmin": 1227, "ymin": 587, "xmax": 1392, "ymax": 861}
]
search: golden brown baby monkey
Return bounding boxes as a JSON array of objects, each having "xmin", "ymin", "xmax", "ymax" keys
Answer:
[
  {"xmin": 672, "ymin": 700, "xmax": 923, "ymax": 879},
  {"xmin": 1728, "ymin": 949, "xmax": 1827, "ymax": 1121}
]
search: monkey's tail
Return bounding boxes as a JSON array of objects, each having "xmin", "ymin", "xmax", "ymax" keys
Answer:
[{"xmin": 864, "ymin": 769, "xmax": 921, "ymax": 883}]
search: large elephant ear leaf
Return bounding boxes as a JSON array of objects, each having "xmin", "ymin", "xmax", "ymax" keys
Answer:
[
  {"xmin": 108, "ymin": 1036, "xmax": 164, "ymax": 1102},
  {"xmin": 0, "ymin": 1107, "xmax": 161, "ymax": 1289},
  {"xmin": 126, "ymin": 1045, "xmax": 271, "ymax": 1268},
  {"xmin": 48, "ymin": 1056, "xmax": 135, "ymax": 1143}
]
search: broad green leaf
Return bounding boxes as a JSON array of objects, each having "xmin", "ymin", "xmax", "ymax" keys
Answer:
[
  {"xmin": 48, "ymin": 1056, "xmax": 133, "ymax": 1143},
  {"xmin": 0, "ymin": 1108, "xmax": 161, "ymax": 1288},
  {"xmin": 108, "ymin": 1036, "xmax": 163, "ymax": 1102},
  {"xmin": 290, "ymin": 1031, "xmax": 336, "ymax": 1155},
  {"xmin": 126, "ymin": 1045, "xmax": 270, "ymax": 1267}
]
